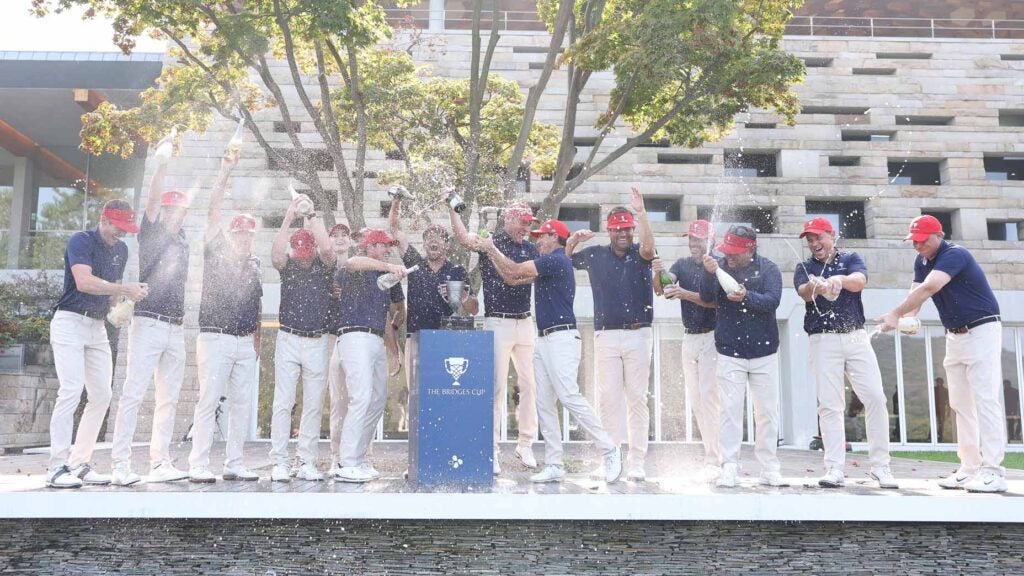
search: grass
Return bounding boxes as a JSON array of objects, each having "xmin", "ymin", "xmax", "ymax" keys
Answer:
[{"xmin": 881, "ymin": 451, "xmax": 1024, "ymax": 470}]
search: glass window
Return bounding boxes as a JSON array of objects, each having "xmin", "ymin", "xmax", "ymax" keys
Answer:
[
  {"xmin": 870, "ymin": 331, "xmax": 901, "ymax": 443},
  {"xmin": 1004, "ymin": 328, "xmax": 1021, "ymax": 444},
  {"xmin": 900, "ymin": 331, "xmax": 932, "ymax": 443},
  {"xmin": 930, "ymin": 330, "xmax": 956, "ymax": 443},
  {"xmin": 657, "ymin": 330, "xmax": 687, "ymax": 442},
  {"xmin": 806, "ymin": 200, "xmax": 868, "ymax": 239}
]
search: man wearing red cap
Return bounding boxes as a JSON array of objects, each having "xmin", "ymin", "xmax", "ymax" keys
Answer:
[
  {"xmin": 478, "ymin": 220, "xmax": 622, "ymax": 484},
  {"xmin": 334, "ymin": 229, "xmax": 408, "ymax": 482},
  {"xmin": 188, "ymin": 153, "xmax": 262, "ymax": 483},
  {"xmin": 109, "ymin": 139, "xmax": 210, "ymax": 486},
  {"xmin": 46, "ymin": 199, "xmax": 149, "ymax": 488},
  {"xmin": 657, "ymin": 219, "xmax": 720, "ymax": 478},
  {"xmin": 794, "ymin": 217, "xmax": 897, "ymax": 490},
  {"xmin": 878, "ymin": 215, "xmax": 1006, "ymax": 493},
  {"xmin": 565, "ymin": 186, "xmax": 656, "ymax": 481},
  {"xmin": 268, "ymin": 195, "xmax": 335, "ymax": 482},
  {"xmin": 451, "ymin": 201, "xmax": 540, "ymax": 474},
  {"xmin": 699, "ymin": 225, "xmax": 785, "ymax": 488}
]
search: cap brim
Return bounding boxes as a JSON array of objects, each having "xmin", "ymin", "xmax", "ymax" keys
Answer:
[
  {"xmin": 529, "ymin": 230, "xmax": 548, "ymax": 237},
  {"xmin": 607, "ymin": 223, "xmax": 635, "ymax": 230},
  {"xmin": 716, "ymin": 243, "xmax": 747, "ymax": 255},
  {"xmin": 682, "ymin": 232, "xmax": 709, "ymax": 239},
  {"xmin": 799, "ymin": 228, "xmax": 829, "ymax": 238},
  {"xmin": 905, "ymin": 232, "xmax": 931, "ymax": 242},
  {"xmin": 112, "ymin": 220, "xmax": 139, "ymax": 234}
]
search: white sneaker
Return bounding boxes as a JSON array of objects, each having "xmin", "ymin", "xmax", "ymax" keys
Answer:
[
  {"xmin": 222, "ymin": 466, "xmax": 259, "ymax": 481},
  {"xmin": 149, "ymin": 461, "xmax": 188, "ymax": 483},
  {"xmin": 46, "ymin": 466, "xmax": 83, "ymax": 489},
  {"xmin": 759, "ymin": 471, "xmax": 789, "ymax": 487},
  {"xmin": 188, "ymin": 467, "xmax": 217, "ymax": 484},
  {"xmin": 818, "ymin": 467, "xmax": 845, "ymax": 488},
  {"xmin": 271, "ymin": 464, "xmax": 292, "ymax": 483},
  {"xmin": 964, "ymin": 471, "xmax": 1008, "ymax": 493},
  {"xmin": 112, "ymin": 465, "xmax": 142, "ymax": 487},
  {"xmin": 71, "ymin": 464, "xmax": 110, "ymax": 485},
  {"xmin": 870, "ymin": 466, "xmax": 899, "ymax": 489},
  {"xmin": 358, "ymin": 462, "xmax": 381, "ymax": 479},
  {"xmin": 335, "ymin": 466, "xmax": 374, "ymax": 483},
  {"xmin": 938, "ymin": 469, "xmax": 973, "ymax": 490},
  {"xmin": 514, "ymin": 446, "xmax": 538, "ymax": 468},
  {"xmin": 603, "ymin": 447, "xmax": 622, "ymax": 483},
  {"xmin": 530, "ymin": 465, "xmax": 566, "ymax": 483},
  {"xmin": 296, "ymin": 463, "xmax": 325, "ymax": 481},
  {"xmin": 626, "ymin": 464, "xmax": 646, "ymax": 482},
  {"xmin": 716, "ymin": 463, "xmax": 738, "ymax": 488}
]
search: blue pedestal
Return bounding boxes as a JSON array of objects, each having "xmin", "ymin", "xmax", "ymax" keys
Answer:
[{"xmin": 409, "ymin": 329, "xmax": 494, "ymax": 489}]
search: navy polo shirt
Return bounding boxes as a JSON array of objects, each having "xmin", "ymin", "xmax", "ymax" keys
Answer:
[
  {"xmin": 571, "ymin": 243, "xmax": 653, "ymax": 330},
  {"xmin": 533, "ymin": 248, "xmax": 576, "ymax": 331},
  {"xmin": 914, "ymin": 240, "xmax": 1000, "ymax": 330},
  {"xmin": 135, "ymin": 214, "xmax": 189, "ymax": 319},
  {"xmin": 279, "ymin": 258, "xmax": 333, "ymax": 333},
  {"xmin": 698, "ymin": 254, "xmax": 782, "ymax": 359},
  {"xmin": 402, "ymin": 246, "xmax": 467, "ymax": 333},
  {"xmin": 55, "ymin": 228, "xmax": 128, "ymax": 316},
  {"xmin": 480, "ymin": 230, "xmax": 537, "ymax": 316},
  {"xmin": 793, "ymin": 251, "xmax": 869, "ymax": 335},
  {"xmin": 669, "ymin": 257, "xmax": 717, "ymax": 332},
  {"xmin": 198, "ymin": 232, "xmax": 263, "ymax": 334},
  {"xmin": 337, "ymin": 268, "xmax": 405, "ymax": 332}
]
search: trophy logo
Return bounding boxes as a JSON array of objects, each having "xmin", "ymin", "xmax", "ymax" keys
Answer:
[{"xmin": 443, "ymin": 357, "xmax": 469, "ymax": 386}]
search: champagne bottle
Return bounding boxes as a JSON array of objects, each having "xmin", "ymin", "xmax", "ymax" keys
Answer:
[
  {"xmin": 716, "ymin": 267, "xmax": 742, "ymax": 294},
  {"xmin": 898, "ymin": 316, "xmax": 921, "ymax": 335},
  {"xmin": 226, "ymin": 116, "xmax": 245, "ymax": 158},
  {"xmin": 478, "ymin": 229, "xmax": 490, "ymax": 239},
  {"xmin": 154, "ymin": 126, "xmax": 177, "ymax": 164},
  {"xmin": 106, "ymin": 298, "xmax": 135, "ymax": 327},
  {"xmin": 288, "ymin": 181, "xmax": 315, "ymax": 218},
  {"xmin": 377, "ymin": 264, "xmax": 419, "ymax": 290}
]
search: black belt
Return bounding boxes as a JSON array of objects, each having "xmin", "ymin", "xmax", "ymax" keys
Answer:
[
  {"xmin": 947, "ymin": 316, "xmax": 1000, "ymax": 335},
  {"xmin": 539, "ymin": 324, "xmax": 576, "ymax": 337},
  {"xmin": 200, "ymin": 327, "xmax": 255, "ymax": 337},
  {"xmin": 486, "ymin": 312, "xmax": 531, "ymax": 320},
  {"xmin": 597, "ymin": 322, "xmax": 651, "ymax": 331},
  {"xmin": 55, "ymin": 307, "xmax": 105, "ymax": 320},
  {"xmin": 809, "ymin": 326, "xmax": 862, "ymax": 335},
  {"xmin": 279, "ymin": 325, "xmax": 323, "ymax": 338},
  {"xmin": 684, "ymin": 326, "xmax": 714, "ymax": 335},
  {"xmin": 339, "ymin": 326, "xmax": 384, "ymax": 338},
  {"xmin": 135, "ymin": 311, "xmax": 184, "ymax": 325}
]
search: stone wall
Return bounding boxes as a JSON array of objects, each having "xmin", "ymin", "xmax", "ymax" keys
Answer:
[{"xmin": 0, "ymin": 367, "xmax": 58, "ymax": 451}]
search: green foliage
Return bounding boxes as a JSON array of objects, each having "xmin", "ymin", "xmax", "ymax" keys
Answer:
[{"xmin": 0, "ymin": 270, "xmax": 65, "ymax": 345}]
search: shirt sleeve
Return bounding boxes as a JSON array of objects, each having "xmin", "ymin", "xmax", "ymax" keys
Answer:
[
  {"xmin": 65, "ymin": 232, "xmax": 94, "ymax": 268},
  {"xmin": 390, "ymin": 282, "xmax": 405, "ymax": 303},
  {"xmin": 570, "ymin": 246, "xmax": 593, "ymax": 270},
  {"xmin": 745, "ymin": 259, "xmax": 783, "ymax": 312},
  {"xmin": 845, "ymin": 253, "xmax": 869, "ymax": 280},
  {"xmin": 533, "ymin": 253, "xmax": 559, "ymax": 279},
  {"xmin": 793, "ymin": 261, "xmax": 810, "ymax": 294},
  {"xmin": 932, "ymin": 246, "xmax": 968, "ymax": 279}
]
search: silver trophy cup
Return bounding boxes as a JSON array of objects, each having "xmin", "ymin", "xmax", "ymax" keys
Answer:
[{"xmin": 446, "ymin": 280, "xmax": 465, "ymax": 313}]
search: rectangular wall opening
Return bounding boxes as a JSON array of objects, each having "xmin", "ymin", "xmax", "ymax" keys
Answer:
[
  {"xmin": 852, "ymin": 67, "xmax": 896, "ymax": 75},
  {"xmin": 805, "ymin": 200, "xmax": 867, "ymax": 239},
  {"xmin": 896, "ymin": 116, "xmax": 954, "ymax": 126},
  {"xmin": 645, "ymin": 198, "xmax": 681, "ymax": 222},
  {"xmin": 876, "ymin": 52, "xmax": 932, "ymax": 59},
  {"xmin": 267, "ymin": 149, "xmax": 334, "ymax": 171},
  {"xmin": 801, "ymin": 57, "xmax": 833, "ymax": 67},
  {"xmin": 841, "ymin": 130, "xmax": 895, "ymax": 141},
  {"xmin": 888, "ymin": 160, "xmax": 942, "ymax": 185},
  {"xmin": 987, "ymin": 221, "xmax": 1023, "ymax": 241},
  {"xmin": 696, "ymin": 206, "xmax": 776, "ymax": 234},
  {"xmin": 921, "ymin": 211, "xmax": 954, "ymax": 238},
  {"xmin": 657, "ymin": 153, "xmax": 712, "ymax": 165},
  {"xmin": 558, "ymin": 205, "xmax": 600, "ymax": 232},
  {"xmin": 828, "ymin": 156, "xmax": 861, "ymax": 167},
  {"xmin": 984, "ymin": 156, "xmax": 1024, "ymax": 180},
  {"xmin": 998, "ymin": 110, "xmax": 1024, "ymax": 127},
  {"xmin": 800, "ymin": 106, "xmax": 870, "ymax": 115},
  {"xmin": 724, "ymin": 150, "xmax": 777, "ymax": 177}
]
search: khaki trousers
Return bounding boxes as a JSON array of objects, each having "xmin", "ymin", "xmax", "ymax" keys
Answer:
[
  {"xmin": 593, "ymin": 327, "xmax": 652, "ymax": 466},
  {"xmin": 484, "ymin": 316, "xmax": 538, "ymax": 451},
  {"xmin": 717, "ymin": 353, "xmax": 781, "ymax": 474},
  {"xmin": 189, "ymin": 332, "xmax": 257, "ymax": 471},
  {"xmin": 269, "ymin": 331, "xmax": 329, "ymax": 466},
  {"xmin": 944, "ymin": 321, "xmax": 1006, "ymax": 476},
  {"xmin": 681, "ymin": 331, "xmax": 720, "ymax": 465}
]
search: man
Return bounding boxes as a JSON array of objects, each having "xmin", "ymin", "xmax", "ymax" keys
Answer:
[
  {"xmin": 479, "ymin": 220, "xmax": 622, "ymax": 483},
  {"xmin": 793, "ymin": 217, "xmax": 897, "ymax": 489},
  {"xmin": 656, "ymin": 219, "xmax": 719, "ymax": 477},
  {"xmin": 699, "ymin": 225, "xmax": 785, "ymax": 488},
  {"xmin": 877, "ymin": 215, "xmax": 1006, "ymax": 493},
  {"xmin": 450, "ymin": 202, "xmax": 539, "ymax": 473},
  {"xmin": 108, "ymin": 142, "xmax": 193, "ymax": 487},
  {"xmin": 325, "ymin": 223, "xmax": 352, "ymax": 476},
  {"xmin": 334, "ymin": 229, "xmax": 407, "ymax": 482},
  {"xmin": 188, "ymin": 153, "xmax": 262, "ymax": 483},
  {"xmin": 47, "ymin": 199, "xmax": 148, "ymax": 488},
  {"xmin": 268, "ymin": 195, "xmax": 335, "ymax": 482},
  {"xmin": 389, "ymin": 197, "xmax": 478, "ymax": 392},
  {"xmin": 565, "ymin": 187, "xmax": 655, "ymax": 481}
]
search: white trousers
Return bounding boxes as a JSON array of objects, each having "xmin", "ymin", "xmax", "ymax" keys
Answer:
[
  {"xmin": 327, "ymin": 333, "xmax": 349, "ymax": 463},
  {"xmin": 269, "ymin": 331, "xmax": 328, "ymax": 466},
  {"xmin": 48, "ymin": 311, "xmax": 113, "ymax": 472},
  {"xmin": 681, "ymin": 331, "xmax": 720, "ymax": 465},
  {"xmin": 111, "ymin": 316, "xmax": 186, "ymax": 470},
  {"xmin": 809, "ymin": 329, "xmax": 890, "ymax": 470},
  {"xmin": 534, "ymin": 329, "xmax": 615, "ymax": 467},
  {"xmin": 484, "ymin": 316, "xmax": 538, "ymax": 451},
  {"xmin": 337, "ymin": 332, "xmax": 387, "ymax": 468},
  {"xmin": 593, "ymin": 328, "xmax": 652, "ymax": 466},
  {"xmin": 189, "ymin": 332, "xmax": 257, "ymax": 471},
  {"xmin": 717, "ymin": 353, "xmax": 781, "ymax": 474},
  {"xmin": 944, "ymin": 321, "xmax": 1006, "ymax": 475}
]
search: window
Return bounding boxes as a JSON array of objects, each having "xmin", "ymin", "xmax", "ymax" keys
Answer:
[
  {"xmin": 896, "ymin": 116, "xmax": 953, "ymax": 126},
  {"xmin": 644, "ymin": 198, "xmax": 681, "ymax": 222},
  {"xmin": 801, "ymin": 57, "xmax": 833, "ymax": 67},
  {"xmin": 852, "ymin": 67, "xmax": 896, "ymax": 75},
  {"xmin": 921, "ymin": 211, "xmax": 954, "ymax": 238},
  {"xmin": 273, "ymin": 121, "xmax": 302, "ymax": 133},
  {"xmin": 724, "ymin": 150, "xmax": 777, "ymax": 177},
  {"xmin": 998, "ymin": 110, "xmax": 1024, "ymax": 127},
  {"xmin": 351, "ymin": 170, "xmax": 378, "ymax": 178},
  {"xmin": 888, "ymin": 161, "xmax": 942, "ymax": 185},
  {"xmin": 984, "ymin": 156, "xmax": 1024, "ymax": 181},
  {"xmin": 573, "ymin": 137, "xmax": 599, "ymax": 147},
  {"xmin": 800, "ymin": 106, "xmax": 869, "ymax": 115},
  {"xmin": 557, "ymin": 205, "xmax": 600, "ymax": 232},
  {"xmin": 805, "ymin": 200, "xmax": 867, "ymax": 239},
  {"xmin": 876, "ymin": 52, "xmax": 931, "ymax": 59},
  {"xmin": 828, "ymin": 156, "xmax": 860, "ymax": 167},
  {"xmin": 987, "ymin": 221, "xmax": 1023, "ymax": 241},
  {"xmin": 657, "ymin": 153, "xmax": 712, "ymax": 165},
  {"xmin": 540, "ymin": 163, "xmax": 583, "ymax": 181},
  {"xmin": 267, "ymin": 149, "xmax": 334, "ymax": 171},
  {"xmin": 841, "ymin": 130, "xmax": 895, "ymax": 142},
  {"xmin": 743, "ymin": 123, "xmax": 776, "ymax": 129},
  {"xmin": 1001, "ymin": 54, "xmax": 1024, "ymax": 61},
  {"xmin": 696, "ymin": 206, "xmax": 776, "ymax": 234},
  {"xmin": 385, "ymin": 149, "xmax": 406, "ymax": 161},
  {"xmin": 636, "ymin": 139, "xmax": 670, "ymax": 148}
]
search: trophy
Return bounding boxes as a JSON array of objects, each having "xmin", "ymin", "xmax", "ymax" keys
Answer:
[{"xmin": 446, "ymin": 280, "xmax": 465, "ymax": 313}]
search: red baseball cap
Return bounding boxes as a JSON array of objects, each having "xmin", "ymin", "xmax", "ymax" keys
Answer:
[
  {"xmin": 683, "ymin": 220, "xmax": 712, "ymax": 239},
  {"xmin": 799, "ymin": 217, "xmax": 835, "ymax": 238},
  {"xmin": 160, "ymin": 190, "xmax": 190, "ymax": 208},
  {"xmin": 328, "ymin": 223, "xmax": 350, "ymax": 237},
  {"xmin": 505, "ymin": 202, "xmax": 538, "ymax": 223},
  {"xmin": 360, "ymin": 228, "xmax": 398, "ymax": 248},
  {"xmin": 607, "ymin": 211, "xmax": 635, "ymax": 230},
  {"xmin": 905, "ymin": 215, "xmax": 943, "ymax": 242},
  {"xmin": 102, "ymin": 207, "xmax": 139, "ymax": 234},
  {"xmin": 228, "ymin": 214, "xmax": 257, "ymax": 233},
  {"xmin": 716, "ymin": 226, "xmax": 757, "ymax": 255},
  {"xmin": 530, "ymin": 219, "xmax": 570, "ymax": 240},
  {"xmin": 290, "ymin": 229, "xmax": 316, "ymax": 260}
]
